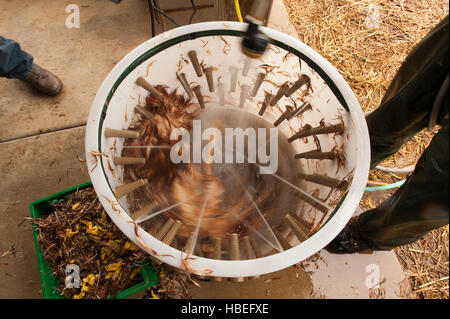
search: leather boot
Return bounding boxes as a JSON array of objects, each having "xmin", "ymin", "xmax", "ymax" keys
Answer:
[{"xmin": 23, "ymin": 63, "xmax": 63, "ymax": 96}]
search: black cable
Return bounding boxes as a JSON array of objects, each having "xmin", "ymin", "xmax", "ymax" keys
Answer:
[
  {"xmin": 189, "ymin": 0, "xmax": 197, "ymax": 24},
  {"xmin": 148, "ymin": 0, "xmax": 155, "ymax": 37},
  {"xmin": 149, "ymin": 0, "xmax": 204, "ymax": 36},
  {"xmin": 150, "ymin": 0, "xmax": 181, "ymax": 27}
]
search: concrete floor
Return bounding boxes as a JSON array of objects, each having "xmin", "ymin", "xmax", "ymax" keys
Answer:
[{"xmin": 0, "ymin": 0, "xmax": 409, "ymax": 299}]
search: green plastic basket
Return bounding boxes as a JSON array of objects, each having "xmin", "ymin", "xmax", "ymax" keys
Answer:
[{"xmin": 30, "ymin": 181, "xmax": 159, "ymax": 299}]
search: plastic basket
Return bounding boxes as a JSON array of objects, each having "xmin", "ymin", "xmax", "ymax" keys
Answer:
[{"xmin": 30, "ymin": 181, "xmax": 159, "ymax": 299}]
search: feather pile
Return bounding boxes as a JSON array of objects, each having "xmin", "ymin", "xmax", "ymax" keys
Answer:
[{"xmin": 122, "ymin": 87, "xmax": 285, "ymax": 252}]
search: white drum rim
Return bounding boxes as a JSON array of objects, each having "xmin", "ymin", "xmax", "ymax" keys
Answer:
[{"xmin": 85, "ymin": 21, "xmax": 370, "ymax": 277}]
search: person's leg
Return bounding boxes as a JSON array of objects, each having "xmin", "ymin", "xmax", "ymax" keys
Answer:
[
  {"xmin": 0, "ymin": 36, "xmax": 33, "ymax": 79},
  {"xmin": 367, "ymin": 15, "xmax": 449, "ymax": 169},
  {"xmin": 357, "ymin": 16, "xmax": 449, "ymax": 249},
  {"xmin": 327, "ymin": 119, "xmax": 449, "ymax": 254},
  {"xmin": 327, "ymin": 16, "xmax": 449, "ymax": 254},
  {"xmin": 0, "ymin": 36, "xmax": 63, "ymax": 96},
  {"xmin": 357, "ymin": 119, "xmax": 449, "ymax": 250}
]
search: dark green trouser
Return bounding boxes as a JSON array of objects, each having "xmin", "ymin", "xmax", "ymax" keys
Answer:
[{"xmin": 356, "ymin": 15, "xmax": 449, "ymax": 250}]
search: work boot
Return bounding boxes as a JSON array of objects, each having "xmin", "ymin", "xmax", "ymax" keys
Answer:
[
  {"xmin": 326, "ymin": 221, "xmax": 372, "ymax": 254},
  {"xmin": 23, "ymin": 63, "xmax": 63, "ymax": 96}
]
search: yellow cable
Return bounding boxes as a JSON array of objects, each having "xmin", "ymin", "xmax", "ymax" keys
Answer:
[
  {"xmin": 234, "ymin": 0, "xmax": 244, "ymax": 22},
  {"xmin": 367, "ymin": 180, "xmax": 390, "ymax": 186}
]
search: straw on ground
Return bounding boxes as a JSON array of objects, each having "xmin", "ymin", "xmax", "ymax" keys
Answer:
[{"xmin": 283, "ymin": 0, "xmax": 449, "ymax": 299}]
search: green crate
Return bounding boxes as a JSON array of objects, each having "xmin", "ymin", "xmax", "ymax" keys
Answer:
[{"xmin": 30, "ymin": 181, "xmax": 159, "ymax": 299}]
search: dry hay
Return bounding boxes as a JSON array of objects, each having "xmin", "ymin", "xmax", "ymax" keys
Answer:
[
  {"xmin": 283, "ymin": 0, "xmax": 448, "ymax": 112},
  {"xmin": 283, "ymin": 0, "xmax": 447, "ymax": 171},
  {"xmin": 283, "ymin": 0, "xmax": 449, "ymax": 298},
  {"xmin": 395, "ymin": 225, "xmax": 449, "ymax": 299}
]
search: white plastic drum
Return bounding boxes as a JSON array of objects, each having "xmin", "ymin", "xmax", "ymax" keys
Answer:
[{"xmin": 85, "ymin": 22, "xmax": 370, "ymax": 278}]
